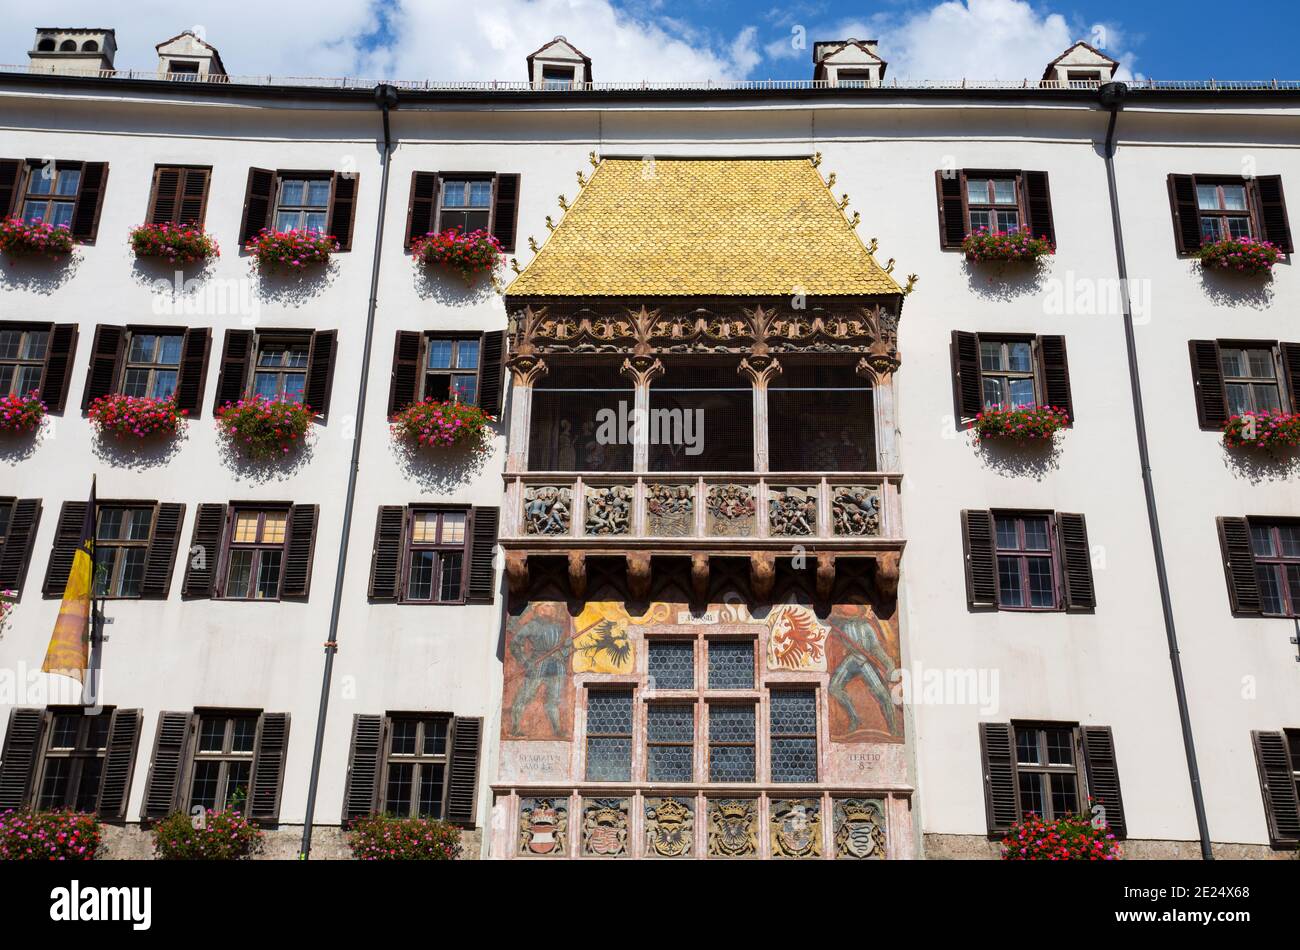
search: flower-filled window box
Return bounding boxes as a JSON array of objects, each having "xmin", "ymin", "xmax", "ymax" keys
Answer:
[
  {"xmin": 1000, "ymin": 811, "xmax": 1122, "ymax": 860},
  {"xmin": 152, "ymin": 808, "xmax": 263, "ymax": 860},
  {"xmin": 216, "ymin": 395, "xmax": 314, "ymax": 460},
  {"xmin": 390, "ymin": 398, "xmax": 494, "ymax": 449},
  {"xmin": 129, "ymin": 222, "xmax": 220, "ymax": 266},
  {"xmin": 0, "ymin": 392, "xmax": 46, "ymax": 434},
  {"xmin": 0, "ymin": 809, "xmax": 102, "ymax": 860},
  {"xmin": 87, "ymin": 394, "xmax": 187, "ymax": 441},
  {"xmin": 962, "ymin": 227, "xmax": 1055, "ymax": 264},
  {"xmin": 1222, "ymin": 410, "xmax": 1300, "ymax": 451},
  {"xmin": 1195, "ymin": 236, "xmax": 1282, "ymax": 276},
  {"xmin": 347, "ymin": 815, "xmax": 463, "ymax": 860},
  {"xmin": 0, "ymin": 591, "xmax": 13, "ymax": 629},
  {"xmin": 972, "ymin": 405, "xmax": 1069, "ymax": 444},
  {"xmin": 411, "ymin": 228, "xmax": 503, "ymax": 280},
  {"xmin": 244, "ymin": 227, "xmax": 338, "ymax": 271},
  {"xmin": 0, "ymin": 218, "xmax": 74, "ymax": 258}
]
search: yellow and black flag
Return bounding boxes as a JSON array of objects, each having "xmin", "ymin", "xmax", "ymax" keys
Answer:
[{"xmin": 42, "ymin": 479, "xmax": 96, "ymax": 682}]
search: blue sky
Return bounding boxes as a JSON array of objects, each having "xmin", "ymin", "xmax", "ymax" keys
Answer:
[{"xmin": 0, "ymin": 0, "xmax": 1294, "ymax": 83}]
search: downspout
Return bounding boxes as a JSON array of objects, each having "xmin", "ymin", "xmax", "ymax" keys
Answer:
[
  {"xmin": 299, "ymin": 83, "xmax": 399, "ymax": 858},
  {"xmin": 1098, "ymin": 82, "xmax": 1213, "ymax": 860}
]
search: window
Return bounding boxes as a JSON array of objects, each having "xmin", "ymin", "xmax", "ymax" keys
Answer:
[
  {"xmin": 1168, "ymin": 174, "xmax": 1293, "ymax": 257},
  {"xmin": 222, "ymin": 508, "xmax": 288, "ymax": 600},
  {"xmin": 836, "ymin": 69, "xmax": 874, "ymax": 87},
  {"xmin": 121, "ymin": 333, "xmax": 183, "ymax": 399},
  {"xmin": 1013, "ymin": 724, "xmax": 1080, "ymax": 821},
  {"xmin": 94, "ymin": 506, "xmax": 154, "ymax": 599},
  {"xmin": 529, "ymin": 363, "xmax": 634, "ymax": 472},
  {"xmin": 382, "ymin": 716, "xmax": 451, "ymax": 818},
  {"xmin": 648, "ymin": 364, "xmax": 753, "ymax": 472},
  {"xmin": 936, "ymin": 169, "xmax": 1055, "ymax": 250},
  {"xmin": 647, "ymin": 641, "xmax": 694, "ymax": 690},
  {"xmin": 585, "ymin": 689, "xmax": 633, "ymax": 781},
  {"xmin": 770, "ymin": 690, "xmax": 817, "ymax": 782},
  {"xmin": 541, "ymin": 65, "xmax": 576, "ymax": 90},
  {"xmin": 404, "ymin": 510, "xmax": 467, "ymax": 603},
  {"xmin": 707, "ymin": 640, "xmax": 754, "ymax": 690},
  {"xmin": 168, "ymin": 60, "xmax": 200, "ymax": 74},
  {"xmin": 1250, "ymin": 521, "xmax": 1300, "ymax": 617},
  {"xmin": 20, "ymin": 162, "xmax": 80, "ymax": 227},
  {"xmin": 1219, "ymin": 346, "xmax": 1283, "ymax": 416},
  {"xmin": 965, "ymin": 176, "xmax": 1020, "ymax": 233},
  {"xmin": 646, "ymin": 704, "xmax": 694, "ymax": 782},
  {"xmin": 0, "ymin": 327, "xmax": 48, "ymax": 397},
  {"xmin": 252, "ymin": 338, "xmax": 310, "ymax": 403},
  {"xmin": 437, "ymin": 178, "xmax": 493, "ymax": 234},
  {"xmin": 36, "ymin": 709, "xmax": 112, "ymax": 811},
  {"xmin": 994, "ymin": 513, "xmax": 1058, "ymax": 609},
  {"xmin": 708, "ymin": 704, "xmax": 756, "ymax": 782},
  {"xmin": 979, "ymin": 338, "xmax": 1037, "ymax": 411},
  {"xmin": 768, "ymin": 362, "xmax": 875, "ymax": 471},
  {"xmin": 188, "ymin": 713, "xmax": 256, "ymax": 811},
  {"xmin": 273, "ymin": 177, "xmax": 330, "ymax": 234},
  {"xmin": 1065, "ymin": 70, "xmax": 1102, "ymax": 84},
  {"xmin": 1196, "ymin": 181, "xmax": 1253, "ymax": 241},
  {"xmin": 422, "ymin": 337, "xmax": 480, "ymax": 404}
]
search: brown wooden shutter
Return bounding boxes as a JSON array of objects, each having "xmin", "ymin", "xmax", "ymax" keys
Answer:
[
  {"xmin": 979, "ymin": 722, "xmax": 1018, "ymax": 835},
  {"xmin": 141, "ymin": 502, "xmax": 185, "ymax": 600},
  {"xmin": 951, "ymin": 330, "xmax": 982, "ymax": 424},
  {"xmin": 478, "ymin": 330, "xmax": 506, "ymax": 414},
  {"xmin": 1080, "ymin": 725, "xmax": 1127, "ymax": 839},
  {"xmin": 213, "ymin": 329, "xmax": 254, "ymax": 412},
  {"xmin": 41, "ymin": 501, "xmax": 88, "ymax": 598},
  {"xmin": 249, "ymin": 712, "xmax": 290, "ymax": 822},
  {"xmin": 304, "ymin": 330, "xmax": 337, "ymax": 421},
  {"xmin": 467, "ymin": 506, "xmax": 499, "ymax": 604},
  {"xmin": 1037, "ymin": 335, "xmax": 1074, "ymax": 421},
  {"xmin": 1252, "ymin": 175, "xmax": 1292, "ymax": 253},
  {"xmin": 1188, "ymin": 340, "xmax": 1227, "ymax": 429},
  {"xmin": 405, "ymin": 171, "xmax": 439, "ymax": 249},
  {"xmin": 178, "ymin": 167, "xmax": 211, "ymax": 227},
  {"xmin": 181, "ymin": 503, "xmax": 226, "ymax": 599},
  {"xmin": 0, "ymin": 707, "xmax": 45, "ymax": 809},
  {"xmin": 1282, "ymin": 342, "xmax": 1300, "ymax": 414},
  {"xmin": 174, "ymin": 327, "xmax": 211, "ymax": 417},
  {"xmin": 281, "ymin": 504, "xmax": 318, "ymax": 599},
  {"xmin": 141, "ymin": 711, "xmax": 194, "ymax": 820},
  {"xmin": 961, "ymin": 509, "xmax": 997, "ymax": 608},
  {"xmin": 1217, "ymin": 516, "xmax": 1262, "ymax": 615},
  {"xmin": 1022, "ymin": 171, "xmax": 1056, "ymax": 246},
  {"xmin": 147, "ymin": 166, "xmax": 183, "ymax": 225},
  {"xmin": 80, "ymin": 324, "xmax": 125, "ymax": 411},
  {"xmin": 96, "ymin": 707, "xmax": 142, "ymax": 820},
  {"xmin": 341, "ymin": 714, "xmax": 384, "ymax": 821},
  {"xmin": 1167, "ymin": 173, "xmax": 1202, "ymax": 254},
  {"xmin": 328, "ymin": 172, "xmax": 358, "ymax": 251},
  {"xmin": 387, "ymin": 331, "xmax": 422, "ymax": 415},
  {"xmin": 0, "ymin": 159, "xmax": 23, "ymax": 217},
  {"xmin": 935, "ymin": 169, "xmax": 967, "ymax": 249},
  {"xmin": 1252, "ymin": 731, "xmax": 1300, "ymax": 847},
  {"xmin": 446, "ymin": 716, "xmax": 483, "ymax": 826},
  {"xmin": 70, "ymin": 162, "xmax": 108, "ymax": 242},
  {"xmin": 368, "ymin": 506, "xmax": 405, "ymax": 601},
  {"xmin": 0, "ymin": 498, "xmax": 41, "ymax": 596},
  {"xmin": 491, "ymin": 173, "xmax": 520, "ymax": 253},
  {"xmin": 1056, "ymin": 512, "xmax": 1096, "ymax": 611},
  {"xmin": 40, "ymin": 323, "xmax": 78, "ymax": 413},
  {"xmin": 239, "ymin": 167, "xmax": 276, "ymax": 244}
]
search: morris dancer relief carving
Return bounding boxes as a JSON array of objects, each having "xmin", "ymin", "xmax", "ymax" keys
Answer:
[
  {"xmin": 832, "ymin": 486, "xmax": 881, "ymax": 536},
  {"xmin": 584, "ymin": 484, "xmax": 632, "ymax": 535},
  {"xmin": 769, "ymin": 486, "xmax": 817, "ymax": 536},
  {"xmin": 524, "ymin": 485, "xmax": 572, "ymax": 535}
]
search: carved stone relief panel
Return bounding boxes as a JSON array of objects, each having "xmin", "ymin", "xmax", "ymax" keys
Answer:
[
  {"xmin": 707, "ymin": 798, "xmax": 758, "ymax": 857},
  {"xmin": 582, "ymin": 797, "xmax": 630, "ymax": 857},
  {"xmin": 831, "ymin": 485, "xmax": 881, "ymax": 537},
  {"xmin": 584, "ymin": 484, "xmax": 633, "ymax": 536},
  {"xmin": 524, "ymin": 485, "xmax": 573, "ymax": 536},
  {"xmin": 769, "ymin": 486, "xmax": 818, "ymax": 537},
  {"xmin": 518, "ymin": 797, "xmax": 569, "ymax": 857},
  {"xmin": 769, "ymin": 798, "xmax": 822, "ymax": 858},
  {"xmin": 647, "ymin": 482, "xmax": 695, "ymax": 537},
  {"xmin": 833, "ymin": 797, "xmax": 888, "ymax": 859},
  {"xmin": 705, "ymin": 484, "xmax": 756, "ymax": 537},
  {"xmin": 644, "ymin": 796, "xmax": 695, "ymax": 858}
]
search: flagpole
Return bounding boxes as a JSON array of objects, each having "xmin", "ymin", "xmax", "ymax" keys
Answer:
[{"xmin": 84, "ymin": 477, "xmax": 102, "ymax": 708}]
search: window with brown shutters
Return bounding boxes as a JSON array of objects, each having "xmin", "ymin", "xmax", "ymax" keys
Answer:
[
  {"xmin": 40, "ymin": 499, "xmax": 183, "ymax": 600},
  {"xmin": 80, "ymin": 325, "xmax": 211, "ymax": 417},
  {"xmin": 369, "ymin": 505, "xmax": 498, "ymax": 605},
  {"xmin": 1167, "ymin": 173, "xmax": 1293, "ymax": 255},
  {"xmin": 41, "ymin": 500, "xmax": 89, "ymax": 598},
  {"xmin": 951, "ymin": 331, "xmax": 1074, "ymax": 427},
  {"xmin": 935, "ymin": 169, "xmax": 1055, "ymax": 250},
  {"xmin": 145, "ymin": 165, "xmax": 211, "ymax": 227},
  {"xmin": 386, "ymin": 330, "xmax": 506, "ymax": 416},
  {"xmin": 204, "ymin": 503, "xmax": 317, "ymax": 602},
  {"xmin": 405, "ymin": 171, "xmax": 520, "ymax": 252},
  {"xmin": 0, "ymin": 707, "xmax": 46, "ymax": 809},
  {"xmin": 0, "ymin": 497, "xmax": 41, "ymax": 597},
  {"xmin": 212, "ymin": 328, "xmax": 337, "ymax": 422},
  {"xmin": 181, "ymin": 503, "xmax": 225, "ymax": 599},
  {"xmin": 1189, "ymin": 339, "xmax": 1299, "ymax": 430},
  {"xmin": 6, "ymin": 160, "xmax": 108, "ymax": 242},
  {"xmin": 1252, "ymin": 729, "xmax": 1300, "ymax": 848},
  {"xmin": 961, "ymin": 509, "xmax": 1094, "ymax": 613},
  {"xmin": 0, "ymin": 321, "xmax": 78, "ymax": 413},
  {"xmin": 238, "ymin": 168, "xmax": 359, "ymax": 251},
  {"xmin": 1219, "ymin": 516, "xmax": 1300, "ymax": 618}
]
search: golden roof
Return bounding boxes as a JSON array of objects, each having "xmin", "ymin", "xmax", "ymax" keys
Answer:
[{"xmin": 505, "ymin": 157, "xmax": 902, "ymax": 297}]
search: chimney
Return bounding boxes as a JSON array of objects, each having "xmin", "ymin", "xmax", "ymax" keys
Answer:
[
  {"xmin": 812, "ymin": 38, "xmax": 887, "ymax": 86},
  {"xmin": 28, "ymin": 28, "xmax": 117, "ymax": 75},
  {"xmin": 156, "ymin": 30, "xmax": 227, "ymax": 81},
  {"xmin": 526, "ymin": 36, "xmax": 592, "ymax": 90}
]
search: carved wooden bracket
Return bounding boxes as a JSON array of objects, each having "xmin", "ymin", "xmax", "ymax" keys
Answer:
[
  {"xmin": 505, "ymin": 550, "xmax": 530, "ymax": 596},
  {"xmin": 738, "ymin": 355, "xmax": 783, "ymax": 389},
  {"xmin": 750, "ymin": 552, "xmax": 775, "ymax": 602},
  {"xmin": 816, "ymin": 551, "xmax": 836, "ymax": 602},
  {"xmin": 507, "ymin": 355, "xmax": 549, "ymax": 387},
  {"xmin": 627, "ymin": 552, "xmax": 652, "ymax": 600},
  {"xmin": 691, "ymin": 553, "xmax": 709, "ymax": 604},
  {"xmin": 874, "ymin": 550, "xmax": 901, "ymax": 598},
  {"xmin": 567, "ymin": 551, "xmax": 587, "ymax": 600},
  {"xmin": 621, "ymin": 355, "xmax": 666, "ymax": 387}
]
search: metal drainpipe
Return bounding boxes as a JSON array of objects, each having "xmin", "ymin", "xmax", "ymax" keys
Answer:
[
  {"xmin": 299, "ymin": 83, "xmax": 399, "ymax": 858},
  {"xmin": 1098, "ymin": 81, "xmax": 1213, "ymax": 860}
]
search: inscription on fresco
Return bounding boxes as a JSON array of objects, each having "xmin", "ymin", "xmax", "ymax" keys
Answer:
[
  {"xmin": 846, "ymin": 752, "xmax": 884, "ymax": 770},
  {"xmin": 517, "ymin": 752, "xmax": 567, "ymax": 773}
]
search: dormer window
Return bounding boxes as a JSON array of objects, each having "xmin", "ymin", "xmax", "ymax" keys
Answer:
[
  {"xmin": 81, "ymin": 40, "xmax": 98, "ymax": 53},
  {"xmin": 1066, "ymin": 70, "xmax": 1101, "ymax": 84},
  {"xmin": 836, "ymin": 69, "xmax": 874, "ymax": 88},
  {"xmin": 59, "ymin": 40, "xmax": 76, "ymax": 52},
  {"xmin": 169, "ymin": 60, "xmax": 200, "ymax": 74},
  {"xmin": 542, "ymin": 65, "xmax": 575, "ymax": 90}
]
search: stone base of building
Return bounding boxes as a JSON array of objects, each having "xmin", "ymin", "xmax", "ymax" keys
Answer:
[
  {"xmin": 923, "ymin": 833, "xmax": 1296, "ymax": 860},
  {"xmin": 95, "ymin": 824, "xmax": 483, "ymax": 860}
]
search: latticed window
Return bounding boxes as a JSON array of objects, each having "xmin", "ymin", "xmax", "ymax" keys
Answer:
[
  {"xmin": 995, "ymin": 513, "xmax": 1058, "ymax": 610},
  {"xmin": 1014, "ymin": 724, "xmax": 1080, "ymax": 820},
  {"xmin": 1196, "ymin": 181, "xmax": 1252, "ymax": 241},
  {"xmin": 708, "ymin": 704, "xmax": 756, "ymax": 782},
  {"xmin": 382, "ymin": 716, "xmax": 450, "ymax": 818},
  {"xmin": 768, "ymin": 362, "xmax": 875, "ymax": 472},
  {"xmin": 707, "ymin": 640, "xmax": 754, "ymax": 690},
  {"xmin": 1250, "ymin": 521, "xmax": 1300, "ymax": 617},
  {"xmin": 0, "ymin": 327, "xmax": 48, "ymax": 398},
  {"xmin": 274, "ymin": 177, "xmax": 330, "ymax": 233},
  {"xmin": 1219, "ymin": 346, "xmax": 1283, "ymax": 416},
  {"xmin": 36, "ymin": 709, "xmax": 111, "ymax": 811},
  {"xmin": 121, "ymin": 332, "xmax": 183, "ymax": 400},
  {"xmin": 966, "ymin": 176, "xmax": 1019, "ymax": 232},
  {"xmin": 585, "ymin": 689, "xmax": 633, "ymax": 781},
  {"xmin": 94, "ymin": 506, "xmax": 154, "ymax": 599},
  {"xmin": 646, "ymin": 704, "xmax": 694, "ymax": 782},
  {"xmin": 189, "ymin": 713, "xmax": 256, "ymax": 811},
  {"xmin": 647, "ymin": 640, "xmax": 694, "ymax": 690},
  {"xmin": 770, "ymin": 690, "xmax": 817, "ymax": 783}
]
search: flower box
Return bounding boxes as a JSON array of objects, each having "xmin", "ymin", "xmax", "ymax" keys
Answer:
[
  {"xmin": 973, "ymin": 405, "xmax": 1069, "ymax": 443},
  {"xmin": 216, "ymin": 395, "xmax": 314, "ymax": 460},
  {"xmin": 0, "ymin": 392, "xmax": 46, "ymax": 434},
  {"xmin": 1195, "ymin": 236, "xmax": 1282, "ymax": 276},
  {"xmin": 962, "ymin": 226, "xmax": 1055, "ymax": 264},
  {"xmin": 0, "ymin": 808, "xmax": 102, "ymax": 860},
  {"xmin": 129, "ymin": 222, "xmax": 220, "ymax": 265},
  {"xmin": 411, "ymin": 228, "xmax": 502, "ymax": 280},
  {"xmin": 0, "ymin": 591, "xmax": 13, "ymax": 629},
  {"xmin": 245, "ymin": 227, "xmax": 337, "ymax": 271},
  {"xmin": 88, "ymin": 394, "xmax": 187, "ymax": 441},
  {"xmin": 390, "ymin": 398, "xmax": 494, "ymax": 449},
  {"xmin": 1001, "ymin": 811, "xmax": 1122, "ymax": 860},
  {"xmin": 0, "ymin": 217, "xmax": 74, "ymax": 258},
  {"xmin": 347, "ymin": 815, "xmax": 463, "ymax": 860},
  {"xmin": 152, "ymin": 807, "xmax": 263, "ymax": 860},
  {"xmin": 1222, "ymin": 410, "xmax": 1300, "ymax": 451}
]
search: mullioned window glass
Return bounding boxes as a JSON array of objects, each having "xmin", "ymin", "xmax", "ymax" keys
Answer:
[
  {"xmin": 122, "ymin": 333, "xmax": 183, "ymax": 399},
  {"xmin": 1219, "ymin": 347, "xmax": 1282, "ymax": 416},
  {"xmin": 770, "ymin": 690, "xmax": 817, "ymax": 783},
  {"xmin": 979, "ymin": 339, "xmax": 1036, "ymax": 410},
  {"xmin": 586, "ymin": 690, "xmax": 634, "ymax": 781},
  {"xmin": 647, "ymin": 704, "xmax": 694, "ymax": 782},
  {"xmin": 707, "ymin": 640, "xmax": 754, "ymax": 690},
  {"xmin": 647, "ymin": 641, "xmax": 694, "ymax": 690},
  {"xmin": 708, "ymin": 704, "xmax": 756, "ymax": 782},
  {"xmin": 0, "ymin": 329, "xmax": 48, "ymax": 397}
]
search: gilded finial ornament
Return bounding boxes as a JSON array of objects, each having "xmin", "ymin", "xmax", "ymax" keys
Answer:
[
  {"xmin": 545, "ymin": 215, "xmax": 556, "ymax": 231},
  {"xmin": 904, "ymin": 274, "xmax": 919, "ymax": 295},
  {"xmin": 811, "ymin": 152, "xmax": 822, "ymax": 167},
  {"xmin": 867, "ymin": 237, "xmax": 879, "ymax": 254},
  {"xmin": 850, "ymin": 211, "xmax": 860, "ymax": 227},
  {"xmin": 827, "ymin": 171, "xmax": 837, "ymax": 187},
  {"xmin": 589, "ymin": 150, "xmax": 599, "ymax": 168},
  {"xmin": 528, "ymin": 236, "xmax": 539, "ymax": 253},
  {"xmin": 510, "ymin": 258, "xmax": 521, "ymax": 274},
  {"xmin": 839, "ymin": 194, "xmax": 850, "ymax": 210},
  {"xmin": 885, "ymin": 258, "xmax": 896, "ymax": 273},
  {"xmin": 577, "ymin": 170, "xmax": 587, "ymax": 187},
  {"xmin": 558, "ymin": 195, "xmax": 569, "ymax": 211}
]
